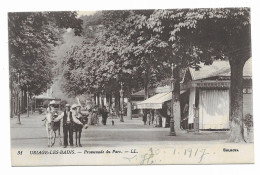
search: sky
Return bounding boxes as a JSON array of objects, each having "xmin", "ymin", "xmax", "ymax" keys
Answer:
[{"xmin": 77, "ymin": 11, "xmax": 97, "ymax": 17}]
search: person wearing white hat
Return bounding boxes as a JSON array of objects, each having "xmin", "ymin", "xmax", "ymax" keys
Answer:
[
  {"xmin": 71, "ymin": 104, "xmax": 89, "ymax": 147},
  {"xmin": 71, "ymin": 104, "xmax": 84, "ymax": 123},
  {"xmin": 43, "ymin": 100, "xmax": 57, "ymax": 122},
  {"xmin": 54, "ymin": 103, "xmax": 83, "ymax": 148},
  {"xmin": 46, "ymin": 100, "xmax": 56, "ymax": 114}
]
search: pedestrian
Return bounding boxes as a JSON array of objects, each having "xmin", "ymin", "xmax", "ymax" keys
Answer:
[
  {"xmin": 90, "ymin": 105, "xmax": 99, "ymax": 125},
  {"xmin": 101, "ymin": 106, "xmax": 108, "ymax": 125},
  {"xmin": 54, "ymin": 104, "xmax": 83, "ymax": 148},
  {"xmin": 147, "ymin": 110, "xmax": 151, "ymax": 125},
  {"xmin": 143, "ymin": 109, "xmax": 147, "ymax": 125},
  {"xmin": 75, "ymin": 104, "xmax": 82, "ymax": 120},
  {"xmin": 154, "ymin": 110, "xmax": 162, "ymax": 127}
]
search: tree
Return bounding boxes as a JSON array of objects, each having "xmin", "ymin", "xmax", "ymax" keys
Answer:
[
  {"xmin": 61, "ymin": 9, "xmax": 250, "ymax": 142},
  {"xmin": 142, "ymin": 8, "xmax": 250, "ymax": 141},
  {"xmin": 126, "ymin": 10, "xmax": 203, "ymax": 131},
  {"xmin": 62, "ymin": 11, "xmax": 135, "ymax": 115},
  {"xmin": 9, "ymin": 12, "xmax": 83, "ymax": 117},
  {"xmin": 62, "ymin": 10, "xmax": 181, "ymax": 121},
  {"xmin": 175, "ymin": 8, "xmax": 250, "ymax": 142},
  {"xmin": 100, "ymin": 10, "xmax": 174, "ymax": 121},
  {"xmin": 9, "ymin": 12, "xmax": 82, "ymax": 94}
]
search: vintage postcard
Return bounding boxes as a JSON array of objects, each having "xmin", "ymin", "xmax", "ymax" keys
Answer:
[{"xmin": 9, "ymin": 8, "xmax": 254, "ymax": 166}]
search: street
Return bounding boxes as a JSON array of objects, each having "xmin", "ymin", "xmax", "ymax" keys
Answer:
[{"xmin": 11, "ymin": 113, "xmax": 229, "ymax": 148}]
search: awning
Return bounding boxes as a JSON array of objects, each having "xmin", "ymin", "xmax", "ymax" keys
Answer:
[
  {"xmin": 137, "ymin": 90, "xmax": 186, "ymax": 109},
  {"xmin": 137, "ymin": 92, "xmax": 172, "ymax": 109}
]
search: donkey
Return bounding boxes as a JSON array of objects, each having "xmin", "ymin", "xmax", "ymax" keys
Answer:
[
  {"xmin": 44, "ymin": 112, "xmax": 62, "ymax": 147},
  {"xmin": 73, "ymin": 114, "xmax": 88, "ymax": 147}
]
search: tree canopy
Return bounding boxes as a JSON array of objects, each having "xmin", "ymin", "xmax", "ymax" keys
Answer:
[
  {"xmin": 60, "ymin": 8, "xmax": 250, "ymax": 141},
  {"xmin": 9, "ymin": 11, "xmax": 83, "ymax": 95}
]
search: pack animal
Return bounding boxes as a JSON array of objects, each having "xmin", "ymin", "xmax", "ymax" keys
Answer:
[
  {"xmin": 44, "ymin": 111, "xmax": 62, "ymax": 147},
  {"xmin": 73, "ymin": 114, "xmax": 88, "ymax": 147}
]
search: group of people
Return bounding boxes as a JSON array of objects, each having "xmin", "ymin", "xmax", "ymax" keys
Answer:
[
  {"xmin": 46, "ymin": 101, "xmax": 86, "ymax": 148},
  {"xmin": 46, "ymin": 100, "xmax": 111, "ymax": 147},
  {"xmin": 142, "ymin": 108, "xmax": 170, "ymax": 128},
  {"xmin": 88, "ymin": 105, "xmax": 109, "ymax": 125}
]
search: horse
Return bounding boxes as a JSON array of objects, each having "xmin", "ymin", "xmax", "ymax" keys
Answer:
[
  {"xmin": 44, "ymin": 112, "xmax": 62, "ymax": 147},
  {"xmin": 73, "ymin": 114, "xmax": 89, "ymax": 147}
]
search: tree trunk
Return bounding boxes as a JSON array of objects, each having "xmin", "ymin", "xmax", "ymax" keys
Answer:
[
  {"xmin": 21, "ymin": 90, "xmax": 24, "ymax": 113},
  {"xmin": 106, "ymin": 93, "xmax": 110, "ymax": 108},
  {"xmin": 229, "ymin": 59, "xmax": 246, "ymax": 142},
  {"xmin": 173, "ymin": 66, "xmax": 181, "ymax": 133},
  {"xmin": 120, "ymin": 92, "xmax": 124, "ymax": 122},
  {"xmin": 143, "ymin": 68, "xmax": 150, "ymax": 125},
  {"xmin": 115, "ymin": 92, "xmax": 120, "ymax": 118},
  {"xmin": 97, "ymin": 93, "xmax": 100, "ymax": 109},
  {"xmin": 144, "ymin": 68, "xmax": 150, "ymax": 100},
  {"xmin": 17, "ymin": 91, "xmax": 21, "ymax": 124},
  {"xmin": 10, "ymin": 95, "xmax": 14, "ymax": 118},
  {"xmin": 10, "ymin": 81, "xmax": 14, "ymax": 118},
  {"xmin": 127, "ymin": 80, "xmax": 132, "ymax": 119},
  {"xmin": 93, "ymin": 94, "xmax": 96, "ymax": 105},
  {"xmin": 14, "ymin": 94, "xmax": 17, "ymax": 115},
  {"xmin": 108, "ymin": 93, "xmax": 112, "ymax": 111},
  {"xmin": 109, "ymin": 94, "xmax": 112, "ymax": 110},
  {"xmin": 23, "ymin": 90, "xmax": 26, "ymax": 113},
  {"xmin": 101, "ymin": 94, "xmax": 104, "ymax": 109}
]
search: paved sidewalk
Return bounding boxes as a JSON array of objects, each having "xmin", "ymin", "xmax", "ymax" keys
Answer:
[{"xmin": 10, "ymin": 113, "xmax": 229, "ymax": 148}]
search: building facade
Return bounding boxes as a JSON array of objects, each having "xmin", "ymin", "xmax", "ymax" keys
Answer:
[{"xmin": 181, "ymin": 58, "xmax": 252, "ymax": 130}]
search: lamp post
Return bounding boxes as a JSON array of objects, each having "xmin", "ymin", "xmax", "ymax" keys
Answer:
[
  {"xmin": 17, "ymin": 72, "xmax": 21, "ymax": 125},
  {"xmin": 119, "ymin": 82, "xmax": 124, "ymax": 122},
  {"xmin": 169, "ymin": 63, "xmax": 176, "ymax": 136},
  {"xmin": 31, "ymin": 94, "xmax": 34, "ymax": 114}
]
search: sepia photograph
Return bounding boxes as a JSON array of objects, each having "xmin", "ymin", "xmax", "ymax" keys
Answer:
[{"xmin": 8, "ymin": 7, "xmax": 254, "ymax": 166}]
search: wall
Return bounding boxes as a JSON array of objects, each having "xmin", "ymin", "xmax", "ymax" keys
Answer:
[{"xmin": 243, "ymin": 93, "xmax": 253, "ymax": 115}]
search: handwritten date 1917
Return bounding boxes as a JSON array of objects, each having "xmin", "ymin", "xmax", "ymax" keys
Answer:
[
  {"xmin": 176, "ymin": 148, "xmax": 211, "ymax": 163},
  {"xmin": 141, "ymin": 148, "xmax": 212, "ymax": 164}
]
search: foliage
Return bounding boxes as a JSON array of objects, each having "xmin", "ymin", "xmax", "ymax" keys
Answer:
[
  {"xmin": 62, "ymin": 10, "xmax": 174, "ymax": 97},
  {"xmin": 61, "ymin": 8, "xmax": 250, "ymax": 95},
  {"xmin": 60, "ymin": 9, "xmax": 251, "ymax": 140},
  {"xmin": 9, "ymin": 12, "xmax": 83, "ymax": 95}
]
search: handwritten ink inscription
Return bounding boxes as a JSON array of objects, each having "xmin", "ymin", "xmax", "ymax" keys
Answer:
[{"xmin": 123, "ymin": 147, "xmax": 214, "ymax": 164}]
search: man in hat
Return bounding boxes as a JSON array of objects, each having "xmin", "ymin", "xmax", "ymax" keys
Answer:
[
  {"xmin": 42, "ymin": 100, "xmax": 57, "ymax": 122},
  {"xmin": 71, "ymin": 104, "xmax": 81, "ymax": 122},
  {"xmin": 47, "ymin": 100, "xmax": 56, "ymax": 113},
  {"xmin": 54, "ymin": 104, "xmax": 83, "ymax": 148}
]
